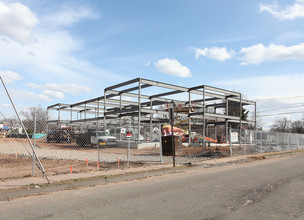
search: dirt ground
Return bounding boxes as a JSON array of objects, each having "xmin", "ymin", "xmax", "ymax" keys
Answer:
[
  {"xmin": 0, "ymin": 138, "xmax": 241, "ymax": 180},
  {"xmin": 0, "ymin": 137, "xmax": 230, "ymax": 156},
  {"xmin": 0, "ymin": 138, "xmax": 161, "ymax": 155},
  {"xmin": 0, "ymin": 153, "xmax": 148, "ymax": 180}
]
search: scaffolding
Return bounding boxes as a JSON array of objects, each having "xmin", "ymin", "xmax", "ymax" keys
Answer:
[{"xmin": 47, "ymin": 78, "xmax": 256, "ymax": 148}]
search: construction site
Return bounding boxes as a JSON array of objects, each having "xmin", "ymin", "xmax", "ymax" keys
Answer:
[
  {"xmin": 2, "ymin": 77, "xmax": 304, "ymax": 181},
  {"xmin": 47, "ymin": 77, "xmax": 257, "ymax": 149}
]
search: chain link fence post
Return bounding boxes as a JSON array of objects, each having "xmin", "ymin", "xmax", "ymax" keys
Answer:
[
  {"xmin": 32, "ymin": 114, "xmax": 36, "ymax": 177},
  {"xmin": 229, "ymin": 127, "xmax": 232, "ymax": 156}
]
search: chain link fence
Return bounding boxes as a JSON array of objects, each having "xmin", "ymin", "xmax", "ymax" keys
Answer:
[
  {"xmin": 229, "ymin": 129, "xmax": 304, "ymax": 155},
  {"xmin": 1, "ymin": 116, "xmax": 304, "ymax": 180},
  {"xmin": 0, "ymin": 118, "xmax": 165, "ymax": 180}
]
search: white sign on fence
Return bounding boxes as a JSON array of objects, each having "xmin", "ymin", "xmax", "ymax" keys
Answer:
[
  {"xmin": 121, "ymin": 128, "xmax": 126, "ymax": 134},
  {"xmin": 231, "ymin": 132, "xmax": 239, "ymax": 143},
  {"xmin": 250, "ymin": 133, "xmax": 253, "ymax": 143}
]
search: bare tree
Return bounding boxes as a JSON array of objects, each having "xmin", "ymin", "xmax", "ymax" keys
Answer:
[
  {"xmin": 21, "ymin": 105, "xmax": 48, "ymax": 133},
  {"xmin": 290, "ymin": 120, "xmax": 304, "ymax": 134},
  {"xmin": 252, "ymin": 113, "xmax": 263, "ymax": 130},
  {"xmin": 270, "ymin": 117, "xmax": 291, "ymax": 132}
]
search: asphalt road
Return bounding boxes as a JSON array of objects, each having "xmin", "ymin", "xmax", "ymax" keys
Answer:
[{"xmin": 0, "ymin": 153, "xmax": 303, "ymax": 220}]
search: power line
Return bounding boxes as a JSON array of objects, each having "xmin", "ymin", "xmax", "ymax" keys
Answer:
[
  {"xmin": 257, "ymin": 104, "xmax": 304, "ymax": 113},
  {"xmin": 258, "ymin": 111, "xmax": 304, "ymax": 117},
  {"xmin": 254, "ymin": 96, "xmax": 304, "ymax": 102}
]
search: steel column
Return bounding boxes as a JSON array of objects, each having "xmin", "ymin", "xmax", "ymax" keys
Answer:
[
  {"xmin": 58, "ymin": 104, "xmax": 61, "ymax": 129},
  {"xmin": 138, "ymin": 78, "xmax": 142, "ymax": 143},
  {"xmin": 239, "ymin": 94, "xmax": 243, "ymax": 154},
  {"xmin": 150, "ymin": 98, "xmax": 153, "ymax": 141},
  {"xmin": 84, "ymin": 102, "xmax": 86, "ymax": 121},
  {"xmin": 104, "ymin": 90, "xmax": 107, "ymax": 129},
  {"xmin": 119, "ymin": 94, "xmax": 122, "ymax": 141},
  {"xmin": 188, "ymin": 90, "xmax": 191, "ymax": 145},
  {"xmin": 203, "ymin": 87, "xmax": 206, "ymax": 152},
  {"xmin": 97, "ymin": 98, "xmax": 100, "ymax": 131},
  {"xmin": 225, "ymin": 98, "xmax": 229, "ymax": 143},
  {"xmin": 254, "ymin": 102, "xmax": 257, "ymax": 130}
]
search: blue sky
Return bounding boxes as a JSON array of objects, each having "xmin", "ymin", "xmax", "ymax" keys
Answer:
[{"xmin": 1, "ymin": 0, "xmax": 304, "ymax": 129}]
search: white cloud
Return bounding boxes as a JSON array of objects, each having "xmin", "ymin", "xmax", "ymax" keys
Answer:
[
  {"xmin": 27, "ymin": 83, "xmax": 92, "ymax": 95},
  {"xmin": 0, "ymin": 2, "xmax": 122, "ymax": 107},
  {"xmin": 239, "ymin": 43, "xmax": 304, "ymax": 65},
  {"xmin": 0, "ymin": 2, "xmax": 116, "ymax": 87},
  {"xmin": 0, "ymin": 1, "xmax": 39, "ymax": 42},
  {"xmin": 154, "ymin": 58, "xmax": 192, "ymax": 78},
  {"xmin": 0, "ymin": 70, "xmax": 22, "ymax": 83},
  {"xmin": 259, "ymin": 0, "xmax": 304, "ymax": 20},
  {"xmin": 10, "ymin": 90, "xmax": 53, "ymax": 102},
  {"xmin": 38, "ymin": 94, "xmax": 53, "ymax": 102},
  {"xmin": 192, "ymin": 47, "xmax": 235, "ymax": 61},
  {"xmin": 0, "ymin": 27, "xmax": 113, "ymax": 84},
  {"xmin": 144, "ymin": 61, "xmax": 151, "ymax": 67},
  {"xmin": 192, "ymin": 43, "xmax": 304, "ymax": 65},
  {"xmin": 42, "ymin": 90, "xmax": 64, "ymax": 99},
  {"xmin": 42, "ymin": 5, "xmax": 98, "ymax": 28},
  {"xmin": 0, "ymin": 30, "xmax": 84, "ymax": 80},
  {"xmin": 4, "ymin": 88, "xmax": 64, "ymax": 102}
]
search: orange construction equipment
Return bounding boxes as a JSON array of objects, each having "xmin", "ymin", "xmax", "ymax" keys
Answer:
[{"xmin": 205, "ymin": 136, "xmax": 217, "ymax": 143}]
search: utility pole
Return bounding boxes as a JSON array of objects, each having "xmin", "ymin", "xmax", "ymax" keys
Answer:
[{"xmin": 169, "ymin": 106, "xmax": 175, "ymax": 167}]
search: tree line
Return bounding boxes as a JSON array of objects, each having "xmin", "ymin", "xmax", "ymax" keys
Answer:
[
  {"xmin": 270, "ymin": 117, "xmax": 304, "ymax": 134},
  {"xmin": 0, "ymin": 106, "xmax": 48, "ymax": 134}
]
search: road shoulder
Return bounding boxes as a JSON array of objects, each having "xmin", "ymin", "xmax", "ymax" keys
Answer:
[{"xmin": 0, "ymin": 150, "xmax": 303, "ymax": 201}]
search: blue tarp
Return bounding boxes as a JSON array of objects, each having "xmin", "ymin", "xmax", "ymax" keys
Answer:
[
  {"xmin": 2, "ymin": 125, "xmax": 9, "ymax": 130},
  {"xmin": 32, "ymin": 134, "xmax": 47, "ymax": 139}
]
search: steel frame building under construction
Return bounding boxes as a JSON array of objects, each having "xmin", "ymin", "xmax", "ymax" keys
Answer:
[{"xmin": 47, "ymin": 78, "xmax": 256, "ymax": 146}]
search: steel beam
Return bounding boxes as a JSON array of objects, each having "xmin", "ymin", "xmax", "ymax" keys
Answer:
[
  {"xmin": 141, "ymin": 78, "xmax": 188, "ymax": 92},
  {"xmin": 150, "ymin": 90, "xmax": 185, "ymax": 99},
  {"xmin": 105, "ymin": 78, "xmax": 140, "ymax": 91}
]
